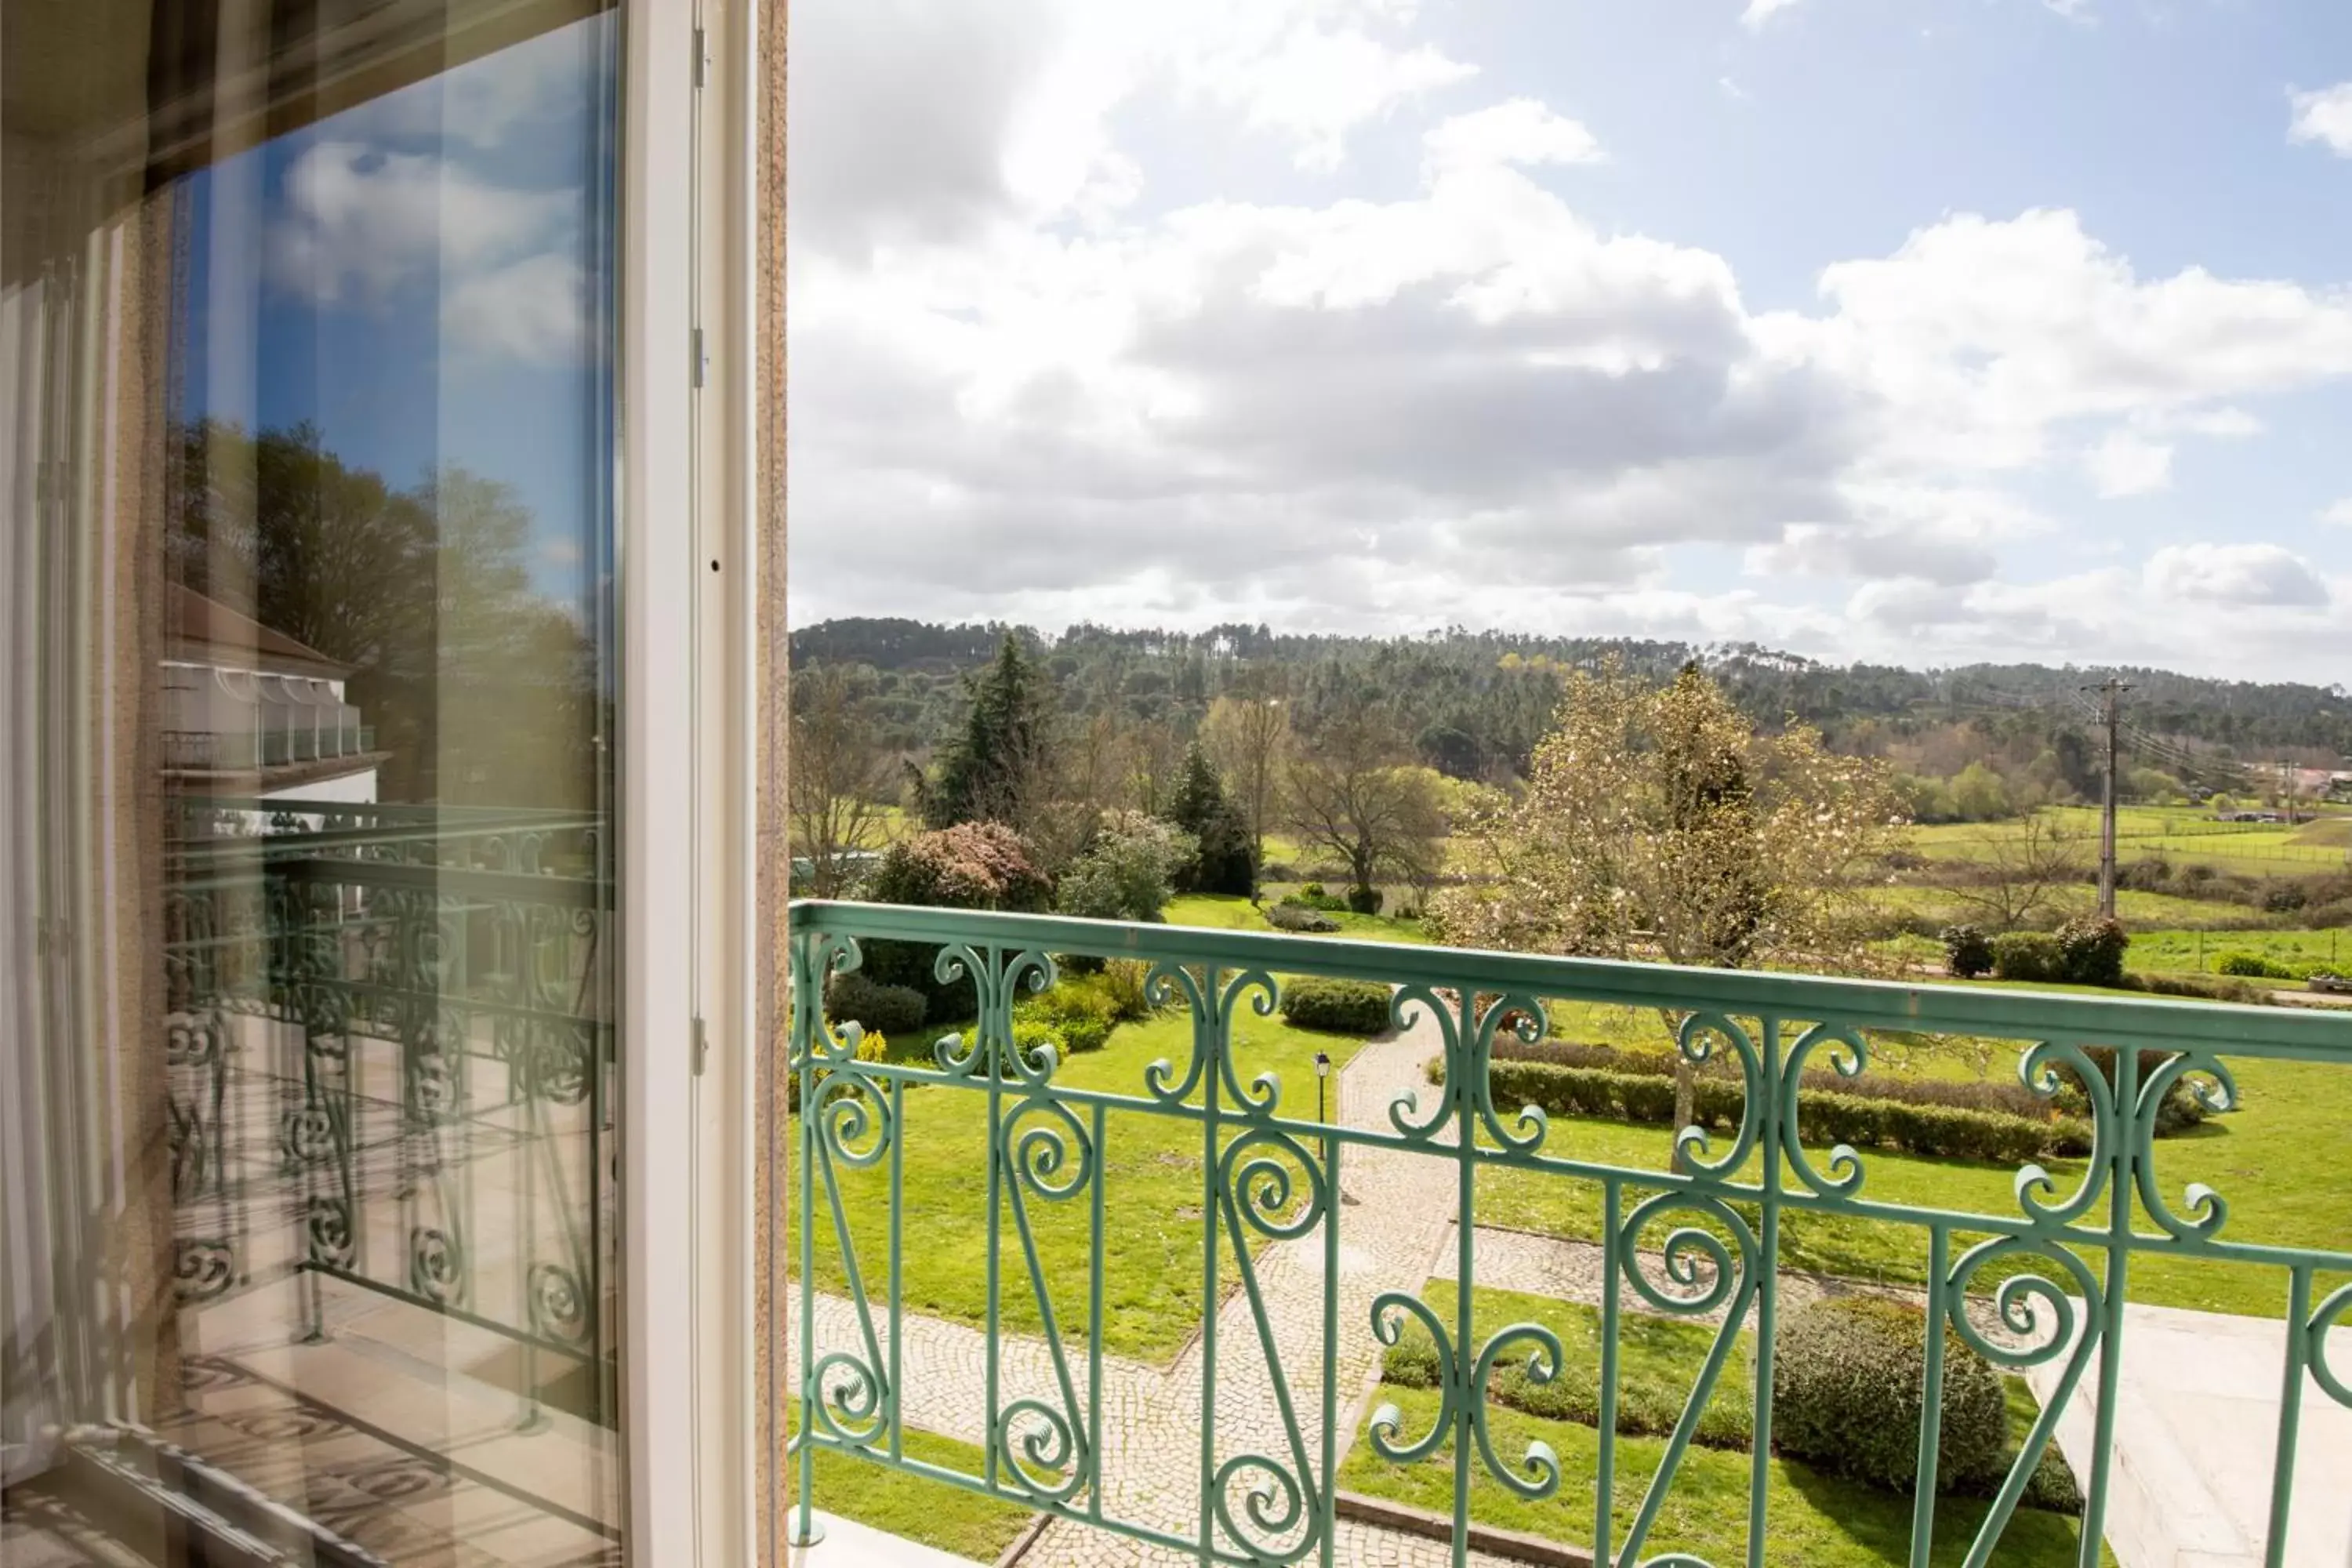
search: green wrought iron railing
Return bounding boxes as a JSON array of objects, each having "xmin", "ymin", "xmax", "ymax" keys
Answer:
[{"xmin": 785, "ymin": 900, "xmax": 2352, "ymax": 1568}]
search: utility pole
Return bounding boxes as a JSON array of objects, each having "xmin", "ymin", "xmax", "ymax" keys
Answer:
[{"xmin": 2082, "ymin": 677, "xmax": 2131, "ymax": 918}]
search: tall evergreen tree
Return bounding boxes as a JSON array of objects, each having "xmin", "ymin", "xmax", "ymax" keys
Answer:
[
  {"xmin": 924, "ymin": 633, "xmax": 1054, "ymax": 829},
  {"xmin": 1167, "ymin": 742, "xmax": 1255, "ymax": 895}
]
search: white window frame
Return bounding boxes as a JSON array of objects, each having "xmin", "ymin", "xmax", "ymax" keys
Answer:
[{"xmin": 619, "ymin": 2, "xmax": 760, "ymax": 1565}]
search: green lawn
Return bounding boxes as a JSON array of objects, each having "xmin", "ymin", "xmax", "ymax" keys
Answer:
[
  {"xmin": 1341, "ymin": 1388, "xmax": 2094, "ymax": 1567},
  {"xmin": 1166, "ymin": 891, "xmax": 1438, "ymax": 946},
  {"xmin": 1468, "ymin": 1047, "xmax": 2350, "ymax": 1318},
  {"xmin": 1341, "ymin": 1280, "xmax": 2099, "ymax": 1567},
  {"xmin": 787, "ymin": 1409, "xmax": 1035, "ymax": 1560},
  {"xmin": 2125, "ymin": 926, "xmax": 2347, "ymax": 975},
  {"xmin": 791, "ymin": 999, "xmax": 1372, "ymax": 1363}
]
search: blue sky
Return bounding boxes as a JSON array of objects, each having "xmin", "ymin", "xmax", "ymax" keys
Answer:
[
  {"xmin": 788, "ymin": 0, "xmax": 2352, "ymax": 679},
  {"xmin": 179, "ymin": 10, "xmax": 617, "ymax": 608}
]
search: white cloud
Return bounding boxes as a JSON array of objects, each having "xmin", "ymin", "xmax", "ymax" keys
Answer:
[
  {"xmin": 267, "ymin": 143, "xmax": 572, "ymax": 305},
  {"xmin": 444, "ymin": 252, "xmax": 589, "ymax": 365},
  {"xmin": 1766, "ymin": 208, "xmax": 2352, "ymax": 472},
  {"xmin": 789, "ymin": 0, "xmax": 1477, "ymax": 256},
  {"xmin": 2321, "ymin": 498, "xmax": 2352, "ymax": 528},
  {"xmin": 2289, "ymin": 82, "xmax": 2352, "ymax": 158},
  {"xmin": 1740, "ymin": 0, "xmax": 1801, "ymax": 32},
  {"xmin": 1423, "ymin": 100, "xmax": 1602, "ymax": 173},
  {"xmin": 2145, "ymin": 543, "xmax": 2329, "ymax": 608},
  {"xmin": 786, "ymin": 5, "xmax": 2352, "ymax": 675},
  {"xmin": 2084, "ymin": 431, "xmax": 2172, "ymax": 498},
  {"xmin": 1185, "ymin": 21, "xmax": 1475, "ymax": 172}
]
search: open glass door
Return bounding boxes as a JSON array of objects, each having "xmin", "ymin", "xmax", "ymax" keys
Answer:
[{"xmin": 2, "ymin": 5, "xmax": 646, "ymax": 1564}]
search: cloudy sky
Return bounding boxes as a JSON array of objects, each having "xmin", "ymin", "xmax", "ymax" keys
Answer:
[{"xmin": 786, "ymin": 0, "xmax": 2352, "ymax": 678}]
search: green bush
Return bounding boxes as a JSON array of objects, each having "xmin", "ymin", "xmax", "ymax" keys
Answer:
[
  {"xmin": 1011, "ymin": 1018, "xmax": 1068, "ymax": 1064},
  {"xmin": 2053, "ymin": 915, "xmax": 2129, "ymax": 986},
  {"xmin": 1018, "ymin": 982, "xmax": 1118, "ymax": 1054},
  {"xmin": 1773, "ymin": 1297, "xmax": 2007, "ymax": 1495},
  {"xmin": 1990, "ymin": 931, "xmax": 2065, "ymax": 983},
  {"xmin": 1464, "ymin": 1059, "xmax": 2085, "ymax": 1162},
  {"xmin": 826, "ymin": 973, "xmax": 930, "ymax": 1038},
  {"xmin": 2216, "ymin": 950, "xmax": 2294, "ymax": 979},
  {"xmin": 1093, "ymin": 960, "xmax": 1156, "ymax": 1021},
  {"xmin": 1941, "ymin": 924, "xmax": 1994, "ymax": 979},
  {"xmin": 1280, "ymin": 977, "xmax": 1392, "ymax": 1035}
]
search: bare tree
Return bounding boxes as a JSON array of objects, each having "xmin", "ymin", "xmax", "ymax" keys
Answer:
[
  {"xmin": 1943, "ymin": 813, "xmax": 2089, "ymax": 931},
  {"xmin": 788, "ymin": 666, "xmax": 901, "ymax": 897},
  {"xmin": 1202, "ymin": 673, "xmax": 1292, "ymax": 864},
  {"xmin": 1284, "ymin": 703, "xmax": 1446, "ymax": 906}
]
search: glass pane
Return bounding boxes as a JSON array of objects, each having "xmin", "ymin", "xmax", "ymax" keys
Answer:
[{"xmin": 3, "ymin": 6, "xmax": 626, "ymax": 1566}]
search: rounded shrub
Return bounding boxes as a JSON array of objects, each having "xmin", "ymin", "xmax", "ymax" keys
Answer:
[
  {"xmin": 1280, "ymin": 977, "xmax": 1391, "ymax": 1036},
  {"xmin": 1773, "ymin": 1296, "xmax": 2007, "ymax": 1495},
  {"xmin": 2216, "ymin": 950, "xmax": 2293, "ymax": 979},
  {"xmin": 2054, "ymin": 915, "xmax": 2129, "ymax": 987},
  {"xmin": 1990, "ymin": 931, "xmax": 2064, "ymax": 984},
  {"xmin": 1941, "ymin": 924, "xmax": 1994, "ymax": 979},
  {"xmin": 826, "ymin": 973, "xmax": 929, "ymax": 1038}
]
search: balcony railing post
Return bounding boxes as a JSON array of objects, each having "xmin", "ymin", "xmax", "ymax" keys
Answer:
[
  {"xmin": 1196, "ymin": 967, "xmax": 1221, "ymax": 1568},
  {"xmin": 789, "ymin": 932, "xmax": 826, "ymax": 1548},
  {"xmin": 1746, "ymin": 1016, "xmax": 1784, "ymax": 1568},
  {"xmin": 2262, "ymin": 1268, "xmax": 2313, "ymax": 1567},
  {"xmin": 1450, "ymin": 997, "xmax": 1475, "ymax": 1568},
  {"xmin": 2078, "ymin": 1044, "xmax": 2140, "ymax": 1568},
  {"xmin": 1909, "ymin": 1225, "xmax": 1952, "ymax": 1568}
]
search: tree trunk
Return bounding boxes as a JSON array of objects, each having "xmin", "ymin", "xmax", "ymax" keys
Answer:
[{"xmin": 1671, "ymin": 1057, "xmax": 1697, "ymax": 1175}]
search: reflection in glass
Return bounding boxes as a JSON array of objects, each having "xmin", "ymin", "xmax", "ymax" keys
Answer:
[{"xmin": 4, "ymin": 6, "xmax": 626, "ymax": 1565}]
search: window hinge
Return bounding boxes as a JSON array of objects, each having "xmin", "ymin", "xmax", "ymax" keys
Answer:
[
  {"xmin": 692, "ymin": 1014, "xmax": 710, "ymax": 1076},
  {"xmin": 692, "ymin": 25, "xmax": 708, "ymax": 89},
  {"xmin": 690, "ymin": 326, "xmax": 706, "ymax": 388}
]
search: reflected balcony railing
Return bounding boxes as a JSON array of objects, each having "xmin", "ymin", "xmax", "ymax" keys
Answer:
[
  {"xmin": 162, "ymin": 808, "xmax": 618, "ymax": 1432},
  {"xmin": 785, "ymin": 900, "xmax": 2352, "ymax": 1568}
]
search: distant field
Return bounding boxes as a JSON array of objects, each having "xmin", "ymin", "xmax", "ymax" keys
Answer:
[
  {"xmin": 2128, "ymin": 927, "xmax": 2348, "ymax": 975},
  {"xmin": 1864, "ymin": 882, "xmax": 2267, "ymax": 931},
  {"xmin": 1915, "ymin": 807, "xmax": 2350, "ymax": 875}
]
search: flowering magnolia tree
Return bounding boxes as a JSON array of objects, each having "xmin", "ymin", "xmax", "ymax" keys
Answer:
[{"xmin": 1431, "ymin": 660, "xmax": 1910, "ymax": 1152}]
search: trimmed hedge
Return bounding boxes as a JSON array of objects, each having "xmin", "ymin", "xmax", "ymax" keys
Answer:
[
  {"xmin": 1487, "ymin": 1036, "xmax": 2082, "ymax": 1128},
  {"xmin": 1774, "ymin": 1297, "xmax": 2007, "ymax": 1495},
  {"xmin": 1281, "ymin": 977, "xmax": 1392, "ymax": 1036},
  {"xmin": 1442, "ymin": 1057, "xmax": 2090, "ymax": 1162},
  {"xmin": 2217, "ymin": 950, "xmax": 2294, "ymax": 978},
  {"xmin": 826, "ymin": 973, "xmax": 929, "ymax": 1039}
]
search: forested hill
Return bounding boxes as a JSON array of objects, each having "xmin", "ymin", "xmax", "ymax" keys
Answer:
[{"xmin": 790, "ymin": 616, "xmax": 2352, "ymax": 779}]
